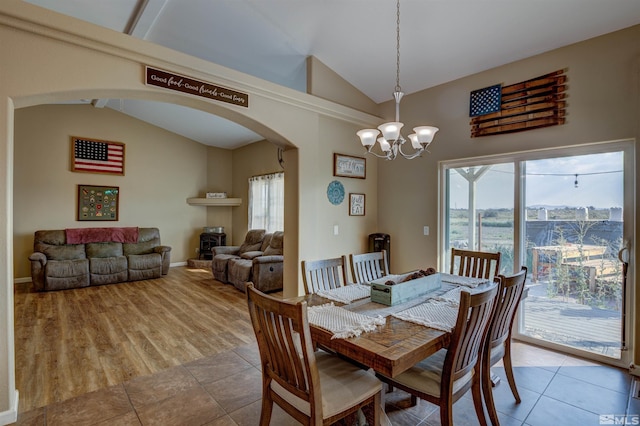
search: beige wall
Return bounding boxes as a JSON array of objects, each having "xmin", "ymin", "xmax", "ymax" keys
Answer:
[
  {"xmin": 310, "ymin": 116, "xmax": 379, "ymax": 261},
  {"xmin": 13, "ymin": 107, "xmax": 311, "ymax": 276},
  {"xmin": 306, "ymin": 56, "xmax": 378, "ymax": 116},
  {"xmin": 377, "ymin": 25, "xmax": 640, "ymax": 372},
  {"xmin": 230, "ymin": 129, "xmax": 380, "ymax": 280},
  {"xmin": 230, "ymin": 140, "xmax": 283, "ymax": 245},
  {"xmin": 378, "ymin": 24, "xmax": 640, "ymax": 274},
  {"xmin": 204, "ymin": 147, "xmax": 234, "ymax": 251},
  {"xmin": 13, "ymin": 104, "xmax": 221, "ymax": 278}
]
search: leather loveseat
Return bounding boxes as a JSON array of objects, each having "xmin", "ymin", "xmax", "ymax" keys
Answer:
[
  {"xmin": 211, "ymin": 229, "xmax": 267, "ymax": 283},
  {"xmin": 227, "ymin": 231, "xmax": 283, "ymax": 293},
  {"xmin": 29, "ymin": 227, "xmax": 171, "ymax": 291}
]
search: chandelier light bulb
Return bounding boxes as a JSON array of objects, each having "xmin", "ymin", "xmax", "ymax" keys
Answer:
[
  {"xmin": 413, "ymin": 126, "xmax": 439, "ymax": 144},
  {"xmin": 356, "ymin": 129, "xmax": 380, "ymax": 147},
  {"xmin": 408, "ymin": 133, "xmax": 421, "ymax": 149},
  {"xmin": 378, "ymin": 122, "xmax": 403, "ymax": 142},
  {"xmin": 377, "ymin": 137, "xmax": 392, "ymax": 152}
]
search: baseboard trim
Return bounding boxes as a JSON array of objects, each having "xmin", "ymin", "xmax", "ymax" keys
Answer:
[{"xmin": 0, "ymin": 389, "xmax": 19, "ymax": 426}]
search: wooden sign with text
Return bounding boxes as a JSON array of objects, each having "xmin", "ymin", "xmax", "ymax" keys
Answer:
[{"xmin": 145, "ymin": 66, "xmax": 249, "ymax": 107}]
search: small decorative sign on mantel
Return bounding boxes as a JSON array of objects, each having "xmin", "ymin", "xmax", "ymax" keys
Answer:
[
  {"xmin": 206, "ymin": 192, "xmax": 227, "ymax": 199},
  {"xmin": 145, "ymin": 66, "xmax": 249, "ymax": 108}
]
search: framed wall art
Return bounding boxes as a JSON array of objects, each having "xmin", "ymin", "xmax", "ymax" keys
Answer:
[
  {"xmin": 349, "ymin": 193, "xmax": 365, "ymax": 216},
  {"xmin": 77, "ymin": 185, "xmax": 119, "ymax": 221},
  {"xmin": 71, "ymin": 136, "xmax": 125, "ymax": 175},
  {"xmin": 334, "ymin": 153, "xmax": 366, "ymax": 179}
]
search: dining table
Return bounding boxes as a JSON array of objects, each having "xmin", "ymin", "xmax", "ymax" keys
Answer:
[{"xmin": 288, "ymin": 273, "xmax": 492, "ymax": 378}]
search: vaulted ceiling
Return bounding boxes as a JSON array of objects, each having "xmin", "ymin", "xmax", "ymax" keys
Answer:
[{"xmin": 24, "ymin": 0, "xmax": 640, "ymax": 148}]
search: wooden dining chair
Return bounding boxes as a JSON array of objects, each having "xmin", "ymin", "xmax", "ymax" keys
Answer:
[
  {"xmin": 378, "ymin": 284, "xmax": 498, "ymax": 426},
  {"xmin": 348, "ymin": 250, "xmax": 389, "ymax": 284},
  {"xmin": 482, "ymin": 266, "xmax": 528, "ymax": 426},
  {"xmin": 301, "ymin": 256, "xmax": 349, "ymax": 295},
  {"xmin": 245, "ymin": 283, "xmax": 382, "ymax": 425},
  {"xmin": 450, "ymin": 248, "xmax": 502, "ymax": 281}
]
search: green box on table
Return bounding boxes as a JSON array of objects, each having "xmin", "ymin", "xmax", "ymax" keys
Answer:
[{"xmin": 370, "ymin": 272, "xmax": 442, "ymax": 306}]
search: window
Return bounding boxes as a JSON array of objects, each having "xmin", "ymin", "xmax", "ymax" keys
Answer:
[{"xmin": 248, "ymin": 172, "xmax": 284, "ymax": 232}]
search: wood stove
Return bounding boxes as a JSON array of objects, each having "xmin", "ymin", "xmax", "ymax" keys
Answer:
[{"xmin": 199, "ymin": 232, "xmax": 226, "ymax": 260}]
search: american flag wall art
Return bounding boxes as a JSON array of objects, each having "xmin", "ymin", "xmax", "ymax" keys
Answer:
[
  {"xmin": 469, "ymin": 70, "xmax": 567, "ymax": 138},
  {"xmin": 71, "ymin": 137, "xmax": 125, "ymax": 175}
]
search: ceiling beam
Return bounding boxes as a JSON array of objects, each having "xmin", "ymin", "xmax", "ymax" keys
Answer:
[
  {"xmin": 125, "ymin": 0, "xmax": 168, "ymax": 38},
  {"xmin": 93, "ymin": 0, "xmax": 168, "ymax": 109}
]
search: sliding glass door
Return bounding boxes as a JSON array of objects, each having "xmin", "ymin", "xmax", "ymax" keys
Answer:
[
  {"xmin": 521, "ymin": 152, "xmax": 625, "ymax": 360},
  {"xmin": 444, "ymin": 162, "xmax": 515, "ymax": 275},
  {"xmin": 440, "ymin": 141, "xmax": 633, "ymax": 367}
]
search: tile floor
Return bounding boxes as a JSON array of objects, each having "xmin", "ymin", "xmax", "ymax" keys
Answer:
[{"xmin": 12, "ymin": 341, "xmax": 640, "ymax": 426}]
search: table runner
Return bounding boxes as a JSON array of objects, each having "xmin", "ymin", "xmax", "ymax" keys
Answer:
[
  {"xmin": 315, "ymin": 284, "xmax": 371, "ymax": 304},
  {"xmin": 440, "ymin": 274, "xmax": 488, "ymax": 288},
  {"xmin": 307, "ymin": 274, "xmax": 490, "ymax": 338},
  {"xmin": 434, "ymin": 285, "xmax": 483, "ymax": 303},
  {"xmin": 345, "ymin": 283, "xmax": 458, "ymax": 318},
  {"xmin": 391, "ymin": 300, "xmax": 459, "ymax": 332},
  {"xmin": 307, "ymin": 303, "xmax": 386, "ymax": 339},
  {"xmin": 432, "ymin": 286, "xmax": 465, "ymax": 303}
]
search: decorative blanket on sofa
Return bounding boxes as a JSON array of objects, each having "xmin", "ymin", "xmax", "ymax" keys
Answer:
[{"xmin": 65, "ymin": 227, "xmax": 139, "ymax": 244}]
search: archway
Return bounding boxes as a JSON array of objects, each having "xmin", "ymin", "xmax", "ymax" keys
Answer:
[{"xmin": 10, "ymin": 88, "xmax": 299, "ymax": 412}]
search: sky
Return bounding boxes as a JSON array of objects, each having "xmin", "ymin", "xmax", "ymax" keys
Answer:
[{"xmin": 448, "ymin": 151, "xmax": 624, "ymax": 210}]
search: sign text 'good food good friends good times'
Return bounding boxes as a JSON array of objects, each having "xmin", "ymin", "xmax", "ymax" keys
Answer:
[{"xmin": 145, "ymin": 66, "xmax": 248, "ymax": 107}]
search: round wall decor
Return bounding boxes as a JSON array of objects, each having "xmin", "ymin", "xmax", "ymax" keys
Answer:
[{"xmin": 327, "ymin": 180, "xmax": 345, "ymax": 205}]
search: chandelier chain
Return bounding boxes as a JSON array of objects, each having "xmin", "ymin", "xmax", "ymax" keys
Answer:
[
  {"xmin": 395, "ymin": 0, "xmax": 401, "ymax": 93},
  {"xmin": 355, "ymin": 0, "xmax": 439, "ymax": 160}
]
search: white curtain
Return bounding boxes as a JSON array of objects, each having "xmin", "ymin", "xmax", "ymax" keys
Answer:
[{"xmin": 248, "ymin": 172, "xmax": 284, "ymax": 233}]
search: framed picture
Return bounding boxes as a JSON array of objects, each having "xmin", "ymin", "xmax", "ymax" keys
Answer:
[
  {"xmin": 334, "ymin": 153, "xmax": 366, "ymax": 179},
  {"xmin": 349, "ymin": 193, "xmax": 365, "ymax": 216},
  {"xmin": 77, "ymin": 185, "xmax": 119, "ymax": 221},
  {"xmin": 71, "ymin": 136, "xmax": 125, "ymax": 176}
]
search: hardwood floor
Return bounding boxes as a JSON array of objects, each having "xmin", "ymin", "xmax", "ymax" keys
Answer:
[
  {"xmin": 13, "ymin": 266, "xmax": 640, "ymax": 425},
  {"xmin": 14, "ymin": 266, "xmax": 255, "ymax": 412}
]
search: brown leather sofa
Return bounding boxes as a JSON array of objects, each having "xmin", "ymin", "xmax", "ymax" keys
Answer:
[{"xmin": 29, "ymin": 227, "xmax": 171, "ymax": 291}]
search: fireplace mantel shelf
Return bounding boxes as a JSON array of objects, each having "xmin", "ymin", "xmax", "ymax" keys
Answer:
[{"xmin": 186, "ymin": 198, "xmax": 242, "ymax": 207}]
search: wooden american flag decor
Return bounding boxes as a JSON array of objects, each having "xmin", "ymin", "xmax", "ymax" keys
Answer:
[
  {"xmin": 71, "ymin": 137, "xmax": 125, "ymax": 175},
  {"xmin": 469, "ymin": 69, "xmax": 567, "ymax": 138}
]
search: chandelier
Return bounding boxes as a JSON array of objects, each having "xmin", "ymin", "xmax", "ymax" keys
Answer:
[{"xmin": 356, "ymin": 0, "xmax": 439, "ymax": 160}]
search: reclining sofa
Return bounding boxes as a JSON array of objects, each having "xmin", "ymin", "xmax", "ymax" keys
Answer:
[
  {"xmin": 228, "ymin": 231, "xmax": 284, "ymax": 293},
  {"xmin": 212, "ymin": 229, "xmax": 283, "ymax": 293},
  {"xmin": 29, "ymin": 227, "xmax": 171, "ymax": 291}
]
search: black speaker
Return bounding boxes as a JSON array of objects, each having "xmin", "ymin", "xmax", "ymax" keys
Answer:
[{"xmin": 368, "ymin": 233, "xmax": 390, "ymax": 265}]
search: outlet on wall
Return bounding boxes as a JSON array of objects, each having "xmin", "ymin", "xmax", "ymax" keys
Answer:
[{"xmin": 423, "ymin": 226, "xmax": 430, "ymax": 236}]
